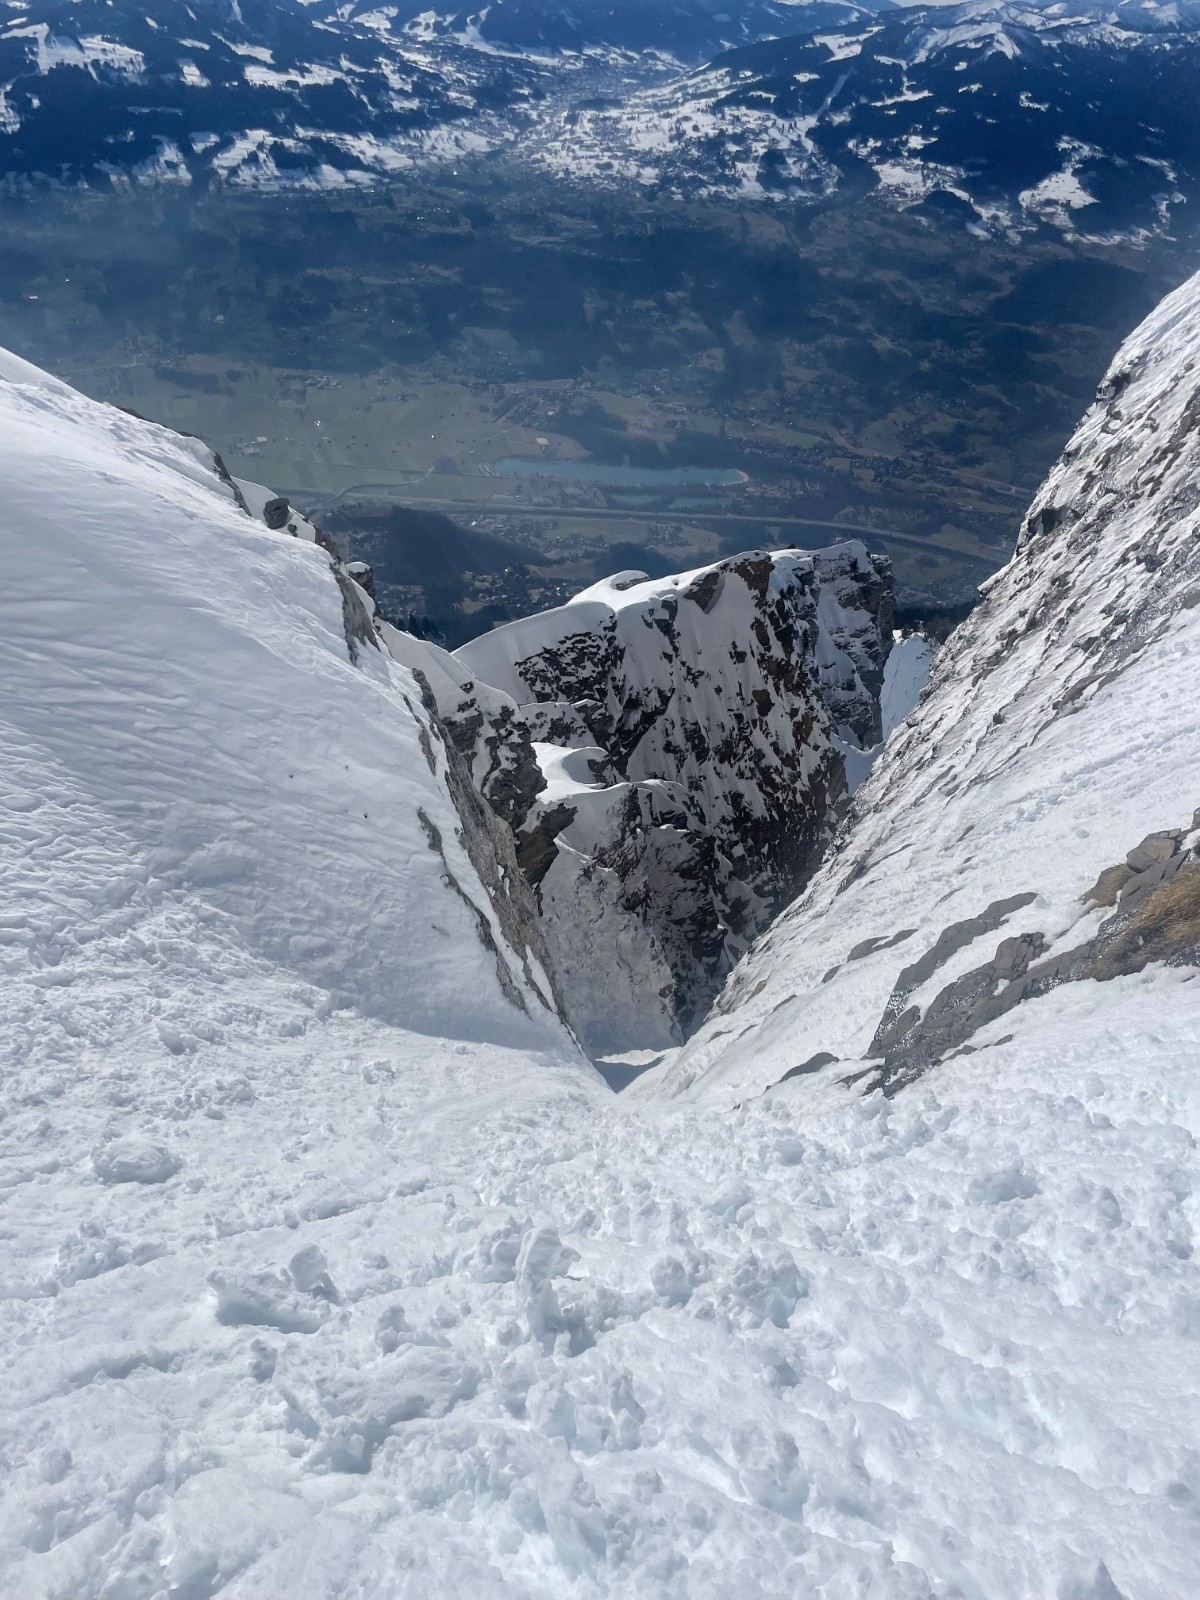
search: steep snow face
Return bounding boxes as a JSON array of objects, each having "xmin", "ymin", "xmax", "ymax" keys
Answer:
[
  {"xmin": 0, "ymin": 346, "xmax": 567, "ymax": 1053},
  {"xmin": 662, "ymin": 266, "xmax": 1200, "ymax": 1108},
  {"xmin": 455, "ymin": 546, "xmax": 893, "ymax": 1050},
  {"xmin": 879, "ymin": 630, "xmax": 935, "ymax": 742}
]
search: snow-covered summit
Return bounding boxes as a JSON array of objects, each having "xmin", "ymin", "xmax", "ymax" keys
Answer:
[{"xmin": 662, "ymin": 264, "xmax": 1200, "ymax": 1106}]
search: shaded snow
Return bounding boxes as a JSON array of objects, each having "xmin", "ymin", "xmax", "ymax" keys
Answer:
[{"xmin": 880, "ymin": 629, "xmax": 936, "ymax": 739}]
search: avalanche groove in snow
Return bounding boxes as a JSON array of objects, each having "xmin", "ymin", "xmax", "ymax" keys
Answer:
[{"xmin": 2, "ymin": 266, "xmax": 1200, "ymax": 1600}]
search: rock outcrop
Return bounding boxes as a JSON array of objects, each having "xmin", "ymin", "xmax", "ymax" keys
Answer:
[
  {"xmin": 382, "ymin": 625, "xmax": 545, "ymax": 835},
  {"xmin": 228, "ymin": 476, "xmax": 901, "ymax": 1056}
]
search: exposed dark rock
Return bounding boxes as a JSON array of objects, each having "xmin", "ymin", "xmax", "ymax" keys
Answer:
[
  {"xmin": 333, "ymin": 562, "xmax": 379, "ymax": 667},
  {"xmin": 436, "ymin": 694, "xmax": 544, "ymax": 836},
  {"xmin": 776, "ymin": 1052, "xmax": 838, "ymax": 1085},
  {"xmin": 683, "ymin": 567, "xmax": 725, "ymax": 612},
  {"xmin": 346, "ymin": 560, "xmax": 375, "ymax": 599},
  {"xmin": 859, "ymin": 821, "xmax": 1200, "ymax": 1095},
  {"xmin": 516, "ymin": 803, "xmax": 578, "ymax": 890},
  {"xmin": 1126, "ymin": 829, "xmax": 1182, "ymax": 872},
  {"xmin": 869, "ymin": 892, "xmax": 1037, "ymax": 1056},
  {"xmin": 404, "ymin": 680, "xmax": 566, "ymax": 1029},
  {"xmin": 849, "ymin": 927, "xmax": 917, "ymax": 962},
  {"xmin": 1092, "ymin": 865, "xmax": 1200, "ymax": 979},
  {"xmin": 1097, "ymin": 368, "xmax": 1132, "ymax": 404},
  {"xmin": 263, "ymin": 496, "xmax": 291, "ymax": 531},
  {"xmin": 1085, "ymin": 864, "xmax": 1133, "ymax": 907},
  {"xmin": 386, "ymin": 633, "xmax": 546, "ymax": 837}
]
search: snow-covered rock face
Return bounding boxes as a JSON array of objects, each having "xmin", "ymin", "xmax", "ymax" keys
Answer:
[
  {"xmin": 662, "ymin": 265, "xmax": 1200, "ymax": 1107},
  {"xmin": 455, "ymin": 545, "xmax": 893, "ymax": 1051},
  {"xmin": 382, "ymin": 623, "xmax": 546, "ymax": 835}
]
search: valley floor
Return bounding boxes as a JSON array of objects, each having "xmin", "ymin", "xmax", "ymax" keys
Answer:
[{"xmin": 3, "ymin": 956, "xmax": 1198, "ymax": 1598}]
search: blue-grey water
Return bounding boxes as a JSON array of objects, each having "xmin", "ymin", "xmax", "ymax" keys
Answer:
[{"xmin": 490, "ymin": 457, "xmax": 747, "ymax": 489}]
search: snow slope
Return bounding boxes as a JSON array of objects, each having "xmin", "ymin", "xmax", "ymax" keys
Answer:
[{"xmin": 3, "ymin": 304, "xmax": 1200, "ymax": 1600}]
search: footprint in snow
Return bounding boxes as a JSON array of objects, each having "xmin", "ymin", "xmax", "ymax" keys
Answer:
[
  {"xmin": 92, "ymin": 1140, "xmax": 181, "ymax": 1185},
  {"xmin": 208, "ymin": 1269, "xmax": 331, "ymax": 1335}
]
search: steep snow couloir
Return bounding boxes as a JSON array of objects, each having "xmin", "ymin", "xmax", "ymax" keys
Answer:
[{"xmin": 3, "ymin": 275, "xmax": 1200, "ymax": 1600}]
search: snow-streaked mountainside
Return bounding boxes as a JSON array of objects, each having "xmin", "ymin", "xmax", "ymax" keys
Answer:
[
  {"xmin": 663, "ymin": 262, "xmax": 1200, "ymax": 1107},
  {"xmin": 423, "ymin": 0, "xmax": 887, "ymax": 60},
  {"xmin": 3, "ymin": 268, "xmax": 1200, "ymax": 1599},
  {"xmin": 534, "ymin": 0, "xmax": 1200, "ymax": 225},
  {"xmin": 1, "ymin": 0, "xmax": 1197, "ymax": 236},
  {"xmin": 0, "ymin": 0, "xmax": 558, "ymax": 187},
  {"xmin": 0, "ymin": 0, "xmax": 877, "ymax": 188},
  {"xmin": 450, "ymin": 548, "xmax": 893, "ymax": 1051}
]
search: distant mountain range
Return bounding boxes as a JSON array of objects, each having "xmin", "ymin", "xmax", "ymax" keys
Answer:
[
  {"xmin": 530, "ymin": 0, "xmax": 1200, "ymax": 235},
  {"xmin": 0, "ymin": 0, "xmax": 552, "ymax": 185},
  {"xmin": 1, "ymin": 0, "xmax": 1197, "ymax": 237},
  {"xmin": 417, "ymin": 0, "xmax": 885, "ymax": 59}
]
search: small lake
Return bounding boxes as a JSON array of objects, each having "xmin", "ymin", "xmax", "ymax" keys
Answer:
[{"xmin": 490, "ymin": 457, "xmax": 747, "ymax": 489}]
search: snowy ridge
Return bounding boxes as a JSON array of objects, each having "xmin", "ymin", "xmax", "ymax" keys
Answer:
[
  {"xmin": 662, "ymin": 264, "xmax": 1200, "ymax": 1107},
  {"xmin": 0, "ymin": 345, "xmax": 567, "ymax": 1050},
  {"xmin": 454, "ymin": 545, "xmax": 894, "ymax": 1050}
]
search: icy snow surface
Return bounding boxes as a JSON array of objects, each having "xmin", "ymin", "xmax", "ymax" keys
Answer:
[
  {"xmin": 837, "ymin": 629, "xmax": 935, "ymax": 792},
  {"xmin": 2, "ymin": 321, "xmax": 1200, "ymax": 1599},
  {"xmin": 879, "ymin": 631, "xmax": 935, "ymax": 742}
]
